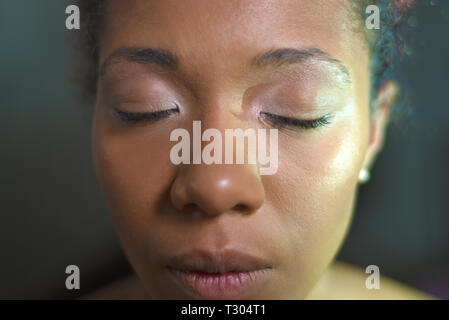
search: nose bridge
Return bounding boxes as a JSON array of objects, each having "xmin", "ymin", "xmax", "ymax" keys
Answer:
[
  {"xmin": 170, "ymin": 104, "xmax": 265, "ymax": 217},
  {"xmin": 196, "ymin": 82, "xmax": 247, "ymax": 122}
]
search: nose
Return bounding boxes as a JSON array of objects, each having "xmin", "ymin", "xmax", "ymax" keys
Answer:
[{"xmin": 170, "ymin": 162, "xmax": 265, "ymax": 216}]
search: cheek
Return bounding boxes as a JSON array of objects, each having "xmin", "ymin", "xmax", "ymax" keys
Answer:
[
  {"xmin": 92, "ymin": 106, "xmax": 175, "ymax": 229},
  {"xmin": 262, "ymin": 106, "xmax": 369, "ymax": 292},
  {"xmin": 270, "ymin": 112, "xmax": 367, "ymax": 224}
]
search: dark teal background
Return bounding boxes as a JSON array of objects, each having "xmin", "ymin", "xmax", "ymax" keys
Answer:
[{"xmin": 0, "ymin": 0, "xmax": 448, "ymax": 299}]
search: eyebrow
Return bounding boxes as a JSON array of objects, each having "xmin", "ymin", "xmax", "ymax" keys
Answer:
[
  {"xmin": 100, "ymin": 46, "xmax": 351, "ymax": 82},
  {"xmin": 252, "ymin": 47, "xmax": 351, "ymax": 83},
  {"xmin": 99, "ymin": 47, "xmax": 178, "ymax": 75}
]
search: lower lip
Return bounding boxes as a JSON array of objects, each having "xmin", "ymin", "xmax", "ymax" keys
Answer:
[{"xmin": 168, "ymin": 267, "xmax": 272, "ymax": 299}]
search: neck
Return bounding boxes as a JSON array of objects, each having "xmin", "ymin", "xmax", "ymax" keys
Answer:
[{"xmin": 305, "ymin": 263, "xmax": 335, "ymax": 300}]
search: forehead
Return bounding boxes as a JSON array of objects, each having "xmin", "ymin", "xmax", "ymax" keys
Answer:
[
  {"xmin": 100, "ymin": 0, "xmax": 369, "ymax": 98},
  {"xmin": 102, "ymin": 0, "xmax": 363, "ymax": 63}
]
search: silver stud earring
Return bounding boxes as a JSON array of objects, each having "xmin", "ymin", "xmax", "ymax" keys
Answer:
[{"xmin": 358, "ymin": 168, "xmax": 370, "ymax": 184}]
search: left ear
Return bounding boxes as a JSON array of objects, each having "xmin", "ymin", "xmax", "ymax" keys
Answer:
[{"xmin": 362, "ymin": 80, "xmax": 399, "ymax": 171}]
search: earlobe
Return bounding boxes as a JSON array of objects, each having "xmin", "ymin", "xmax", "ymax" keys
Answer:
[{"xmin": 360, "ymin": 81, "xmax": 399, "ymax": 178}]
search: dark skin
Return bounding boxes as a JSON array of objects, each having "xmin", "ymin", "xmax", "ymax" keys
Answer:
[{"xmin": 90, "ymin": 0, "xmax": 430, "ymax": 299}]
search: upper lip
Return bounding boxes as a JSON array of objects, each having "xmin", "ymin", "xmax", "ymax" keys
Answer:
[{"xmin": 166, "ymin": 248, "xmax": 272, "ymax": 274}]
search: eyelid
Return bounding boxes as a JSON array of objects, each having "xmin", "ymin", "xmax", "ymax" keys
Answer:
[
  {"xmin": 260, "ymin": 111, "xmax": 332, "ymax": 130},
  {"xmin": 113, "ymin": 103, "xmax": 180, "ymax": 122}
]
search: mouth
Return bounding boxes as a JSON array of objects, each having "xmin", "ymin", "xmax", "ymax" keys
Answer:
[{"xmin": 166, "ymin": 249, "xmax": 273, "ymax": 299}]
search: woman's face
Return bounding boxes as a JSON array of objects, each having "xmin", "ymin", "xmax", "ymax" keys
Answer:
[{"xmin": 93, "ymin": 0, "xmax": 375, "ymax": 299}]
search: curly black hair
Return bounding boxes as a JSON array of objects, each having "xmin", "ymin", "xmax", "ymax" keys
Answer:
[{"xmin": 72, "ymin": 0, "xmax": 418, "ymax": 115}]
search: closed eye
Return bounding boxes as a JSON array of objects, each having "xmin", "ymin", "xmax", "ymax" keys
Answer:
[
  {"xmin": 114, "ymin": 104, "xmax": 180, "ymax": 123},
  {"xmin": 260, "ymin": 111, "xmax": 332, "ymax": 130}
]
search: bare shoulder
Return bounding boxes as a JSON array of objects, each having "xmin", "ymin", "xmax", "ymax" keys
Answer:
[
  {"xmin": 328, "ymin": 261, "xmax": 436, "ymax": 300},
  {"xmin": 79, "ymin": 273, "xmax": 148, "ymax": 300}
]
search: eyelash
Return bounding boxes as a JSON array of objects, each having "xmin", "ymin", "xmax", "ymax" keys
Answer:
[
  {"xmin": 113, "ymin": 105, "xmax": 331, "ymax": 130},
  {"xmin": 260, "ymin": 111, "xmax": 332, "ymax": 130},
  {"xmin": 114, "ymin": 104, "xmax": 180, "ymax": 123}
]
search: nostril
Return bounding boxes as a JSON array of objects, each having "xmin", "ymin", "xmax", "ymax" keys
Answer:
[
  {"xmin": 232, "ymin": 204, "xmax": 250, "ymax": 215},
  {"xmin": 170, "ymin": 162, "xmax": 265, "ymax": 217}
]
